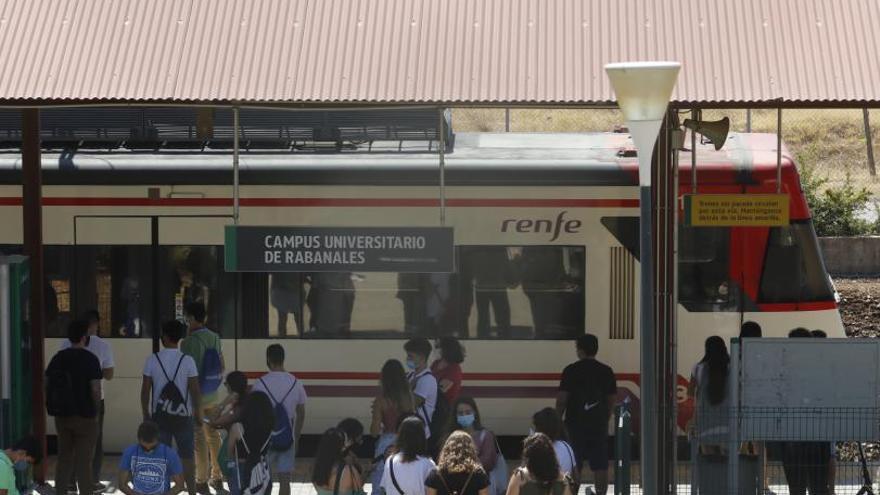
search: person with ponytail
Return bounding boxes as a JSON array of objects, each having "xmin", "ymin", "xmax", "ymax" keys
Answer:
[{"xmin": 505, "ymin": 434, "xmax": 573, "ymax": 495}]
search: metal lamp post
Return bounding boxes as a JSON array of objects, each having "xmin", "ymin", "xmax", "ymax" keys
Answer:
[{"xmin": 605, "ymin": 61, "xmax": 680, "ymax": 495}]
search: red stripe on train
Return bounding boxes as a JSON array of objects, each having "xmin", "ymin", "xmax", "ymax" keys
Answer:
[
  {"xmin": 0, "ymin": 197, "xmax": 639, "ymax": 208},
  {"xmin": 242, "ymin": 371, "xmax": 641, "ymax": 383}
]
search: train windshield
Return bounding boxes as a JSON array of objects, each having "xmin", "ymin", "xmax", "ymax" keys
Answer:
[{"xmin": 759, "ymin": 222, "xmax": 835, "ymax": 303}]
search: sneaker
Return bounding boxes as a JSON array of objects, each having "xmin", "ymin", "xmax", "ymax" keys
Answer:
[
  {"xmin": 209, "ymin": 479, "xmax": 225, "ymax": 493},
  {"xmin": 93, "ymin": 482, "xmax": 109, "ymax": 494},
  {"xmin": 195, "ymin": 482, "xmax": 211, "ymax": 495}
]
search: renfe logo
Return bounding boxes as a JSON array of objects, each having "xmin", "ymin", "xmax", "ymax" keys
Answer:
[{"xmin": 501, "ymin": 211, "xmax": 582, "ymax": 241}]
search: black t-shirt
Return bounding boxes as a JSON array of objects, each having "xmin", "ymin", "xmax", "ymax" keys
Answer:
[
  {"xmin": 559, "ymin": 358, "xmax": 616, "ymax": 439},
  {"xmin": 45, "ymin": 347, "xmax": 102, "ymax": 417},
  {"xmin": 425, "ymin": 468, "xmax": 490, "ymax": 495}
]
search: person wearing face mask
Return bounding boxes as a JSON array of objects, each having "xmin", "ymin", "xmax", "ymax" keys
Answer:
[
  {"xmin": 118, "ymin": 421, "xmax": 185, "ymax": 495},
  {"xmin": 0, "ymin": 436, "xmax": 43, "ymax": 495},
  {"xmin": 447, "ymin": 398, "xmax": 508, "ymax": 495}
]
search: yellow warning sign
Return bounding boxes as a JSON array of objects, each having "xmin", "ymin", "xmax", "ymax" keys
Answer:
[{"xmin": 684, "ymin": 194, "xmax": 789, "ymax": 227}]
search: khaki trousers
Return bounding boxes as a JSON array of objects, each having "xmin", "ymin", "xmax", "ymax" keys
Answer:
[
  {"xmin": 194, "ymin": 404, "xmax": 223, "ymax": 482},
  {"xmin": 55, "ymin": 415, "xmax": 98, "ymax": 494}
]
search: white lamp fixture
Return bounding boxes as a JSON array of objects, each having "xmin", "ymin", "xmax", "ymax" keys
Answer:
[{"xmin": 604, "ymin": 62, "xmax": 680, "ymax": 186}]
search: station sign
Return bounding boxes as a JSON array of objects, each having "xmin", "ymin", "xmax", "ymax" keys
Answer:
[
  {"xmin": 683, "ymin": 194, "xmax": 789, "ymax": 227},
  {"xmin": 224, "ymin": 226, "xmax": 454, "ymax": 273}
]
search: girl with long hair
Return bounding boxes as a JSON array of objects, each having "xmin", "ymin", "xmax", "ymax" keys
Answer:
[
  {"xmin": 446, "ymin": 397, "xmax": 498, "ymax": 472},
  {"xmin": 506, "ymin": 434, "xmax": 572, "ymax": 495},
  {"xmin": 688, "ymin": 335, "xmax": 732, "ymax": 492},
  {"xmin": 425, "ymin": 431, "xmax": 490, "ymax": 495},
  {"xmin": 531, "ymin": 408, "xmax": 577, "ymax": 483},
  {"xmin": 370, "ymin": 360, "xmax": 417, "ymax": 490},
  {"xmin": 312, "ymin": 428, "xmax": 365, "ymax": 495},
  {"xmin": 226, "ymin": 391, "xmax": 274, "ymax": 495},
  {"xmin": 381, "ymin": 417, "xmax": 436, "ymax": 495}
]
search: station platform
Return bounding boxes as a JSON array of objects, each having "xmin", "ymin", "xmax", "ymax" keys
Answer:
[{"xmin": 38, "ymin": 456, "xmax": 880, "ymax": 495}]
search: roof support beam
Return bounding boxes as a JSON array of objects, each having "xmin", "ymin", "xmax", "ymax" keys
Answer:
[{"xmin": 21, "ymin": 108, "xmax": 46, "ymax": 483}]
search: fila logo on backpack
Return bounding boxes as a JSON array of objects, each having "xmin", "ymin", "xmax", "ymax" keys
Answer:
[
  {"xmin": 152, "ymin": 354, "xmax": 190, "ymax": 430},
  {"xmin": 259, "ymin": 377, "xmax": 297, "ymax": 452}
]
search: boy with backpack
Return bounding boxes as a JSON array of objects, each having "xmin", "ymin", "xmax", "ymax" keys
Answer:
[
  {"xmin": 180, "ymin": 302, "xmax": 225, "ymax": 495},
  {"xmin": 142, "ymin": 320, "xmax": 202, "ymax": 495},
  {"xmin": 249, "ymin": 344, "xmax": 307, "ymax": 495},
  {"xmin": 404, "ymin": 338, "xmax": 448, "ymax": 453},
  {"xmin": 45, "ymin": 319, "xmax": 103, "ymax": 495},
  {"xmin": 118, "ymin": 421, "xmax": 185, "ymax": 495}
]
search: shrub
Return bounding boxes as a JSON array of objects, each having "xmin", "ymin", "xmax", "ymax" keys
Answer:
[{"xmin": 800, "ymin": 162, "xmax": 876, "ymax": 237}]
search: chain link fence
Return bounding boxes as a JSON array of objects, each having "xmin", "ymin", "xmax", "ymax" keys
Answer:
[{"xmin": 451, "ymin": 108, "xmax": 880, "ymax": 196}]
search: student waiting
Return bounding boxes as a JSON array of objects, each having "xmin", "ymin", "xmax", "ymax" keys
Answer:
[
  {"xmin": 118, "ymin": 421, "xmax": 185, "ymax": 495},
  {"xmin": 0, "ymin": 437, "xmax": 42, "ymax": 495},
  {"xmin": 250, "ymin": 344, "xmax": 307, "ymax": 495},
  {"xmin": 141, "ymin": 320, "xmax": 202, "ymax": 495},
  {"xmin": 45, "ymin": 320, "xmax": 103, "ymax": 495}
]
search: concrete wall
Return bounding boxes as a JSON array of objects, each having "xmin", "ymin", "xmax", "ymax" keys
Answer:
[{"xmin": 819, "ymin": 236, "xmax": 880, "ymax": 276}]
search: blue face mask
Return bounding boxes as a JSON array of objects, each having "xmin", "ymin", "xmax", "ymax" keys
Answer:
[
  {"xmin": 13, "ymin": 460, "xmax": 29, "ymax": 472},
  {"xmin": 406, "ymin": 359, "xmax": 417, "ymax": 370},
  {"xmin": 457, "ymin": 414, "xmax": 476, "ymax": 428}
]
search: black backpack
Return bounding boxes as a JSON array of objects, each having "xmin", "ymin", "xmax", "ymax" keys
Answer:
[
  {"xmin": 414, "ymin": 372, "xmax": 450, "ymax": 440},
  {"xmin": 45, "ymin": 366, "xmax": 76, "ymax": 416},
  {"xmin": 152, "ymin": 354, "xmax": 190, "ymax": 429}
]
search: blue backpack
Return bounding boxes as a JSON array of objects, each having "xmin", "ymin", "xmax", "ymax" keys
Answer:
[
  {"xmin": 259, "ymin": 377, "xmax": 297, "ymax": 452},
  {"xmin": 194, "ymin": 332, "xmax": 223, "ymax": 394}
]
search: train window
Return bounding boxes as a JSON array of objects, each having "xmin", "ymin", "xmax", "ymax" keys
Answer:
[
  {"xmin": 759, "ymin": 222, "xmax": 834, "ymax": 303},
  {"xmin": 678, "ymin": 226, "xmax": 737, "ymax": 310},
  {"xmin": 71, "ymin": 245, "xmax": 155, "ymax": 338},
  {"xmin": 251, "ymin": 245, "xmax": 586, "ymax": 340},
  {"xmin": 460, "ymin": 245, "xmax": 585, "ymax": 340},
  {"xmin": 159, "ymin": 246, "xmax": 235, "ymax": 338}
]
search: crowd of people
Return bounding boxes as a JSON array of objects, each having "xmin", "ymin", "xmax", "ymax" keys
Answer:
[{"xmin": 1, "ymin": 305, "xmax": 624, "ymax": 495}]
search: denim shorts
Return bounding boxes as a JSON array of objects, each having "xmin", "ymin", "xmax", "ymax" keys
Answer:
[{"xmin": 157, "ymin": 418, "xmax": 195, "ymax": 459}]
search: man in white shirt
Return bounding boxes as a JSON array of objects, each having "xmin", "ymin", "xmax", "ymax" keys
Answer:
[
  {"xmin": 141, "ymin": 320, "xmax": 202, "ymax": 495},
  {"xmin": 250, "ymin": 344, "xmax": 307, "ymax": 495},
  {"xmin": 404, "ymin": 338, "xmax": 437, "ymax": 440},
  {"xmin": 60, "ymin": 310, "xmax": 114, "ymax": 494}
]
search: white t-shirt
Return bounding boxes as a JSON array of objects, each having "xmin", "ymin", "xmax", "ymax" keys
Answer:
[
  {"xmin": 407, "ymin": 369, "xmax": 437, "ymax": 438},
  {"xmin": 380, "ymin": 453, "xmax": 435, "ymax": 495},
  {"xmin": 554, "ymin": 440, "xmax": 577, "ymax": 477},
  {"xmin": 61, "ymin": 334, "xmax": 114, "ymax": 399},
  {"xmin": 250, "ymin": 371, "xmax": 308, "ymax": 425},
  {"xmin": 142, "ymin": 349, "xmax": 198, "ymax": 416}
]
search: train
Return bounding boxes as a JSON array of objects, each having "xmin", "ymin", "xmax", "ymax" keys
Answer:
[{"xmin": 0, "ymin": 110, "xmax": 842, "ymax": 451}]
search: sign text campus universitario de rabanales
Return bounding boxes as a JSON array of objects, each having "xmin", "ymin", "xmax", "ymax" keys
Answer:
[{"xmin": 224, "ymin": 226, "xmax": 454, "ymax": 273}]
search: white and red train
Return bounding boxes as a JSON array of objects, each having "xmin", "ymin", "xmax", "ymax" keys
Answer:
[{"xmin": 0, "ymin": 128, "xmax": 841, "ymax": 451}]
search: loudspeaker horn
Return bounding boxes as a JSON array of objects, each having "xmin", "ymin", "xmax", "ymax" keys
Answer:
[{"xmin": 682, "ymin": 116, "xmax": 730, "ymax": 150}]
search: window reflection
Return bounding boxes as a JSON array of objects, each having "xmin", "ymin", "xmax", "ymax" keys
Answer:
[
  {"xmin": 161, "ymin": 246, "xmax": 233, "ymax": 337},
  {"xmin": 263, "ymin": 245, "xmax": 586, "ymax": 340},
  {"xmin": 73, "ymin": 246, "xmax": 153, "ymax": 338}
]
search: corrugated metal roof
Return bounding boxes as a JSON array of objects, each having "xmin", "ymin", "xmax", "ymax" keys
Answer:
[{"xmin": 0, "ymin": 0, "xmax": 877, "ymax": 105}]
